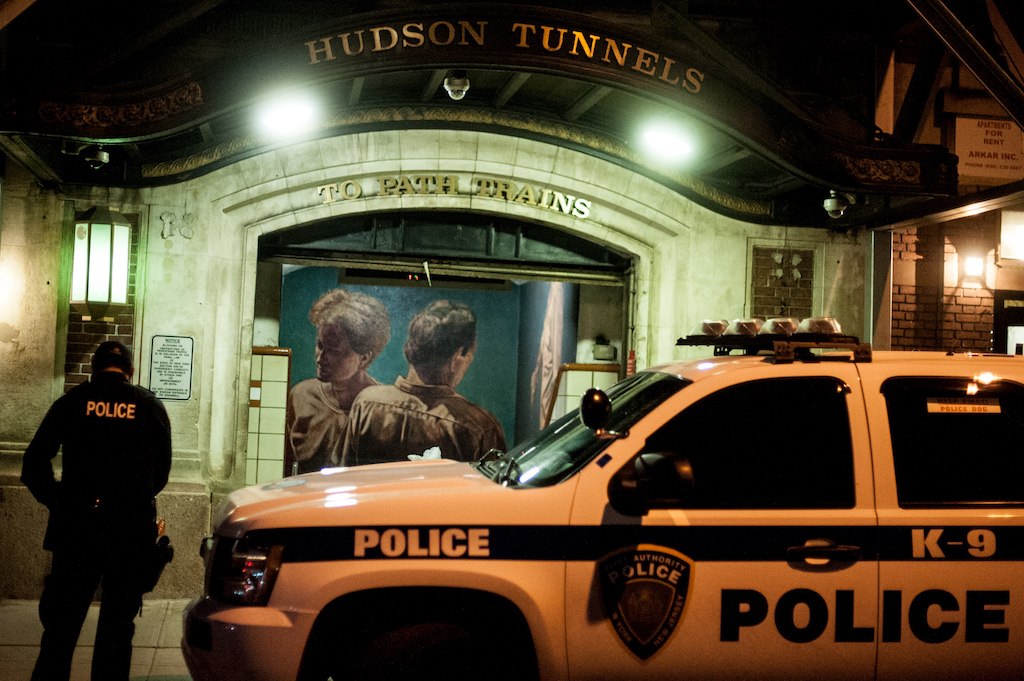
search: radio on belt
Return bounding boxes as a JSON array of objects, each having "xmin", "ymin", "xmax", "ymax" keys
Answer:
[{"xmin": 182, "ymin": 315, "xmax": 1024, "ymax": 681}]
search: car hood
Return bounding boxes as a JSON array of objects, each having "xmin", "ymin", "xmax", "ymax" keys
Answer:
[{"xmin": 213, "ymin": 459, "xmax": 506, "ymax": 536}]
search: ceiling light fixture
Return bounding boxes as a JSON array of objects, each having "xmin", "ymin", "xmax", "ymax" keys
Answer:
[
  {"xmin": 640, "ymin": 124, "xmax": 694, "ymax": 162},
  {"xmin": 258, "ymin": 96, "xmax": 318, "ymax": 138}
]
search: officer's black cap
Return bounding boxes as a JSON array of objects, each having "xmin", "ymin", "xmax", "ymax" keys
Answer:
[{"xmin": 92, "ymin": 340, "xmax": 133, "ymax": 374}]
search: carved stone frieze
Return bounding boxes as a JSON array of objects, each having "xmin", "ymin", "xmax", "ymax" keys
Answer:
[
  {"xmin": 144, "ymin": 135, "xmax": 263, "ymax": 178},
  {"xmin": 829, "ymin": 152, "xmax": 922, "ymax": 184},
  {"xmin": 142, "ymin": 105, "xmax": 772, "ymax": 217},
  {"xmin": 39, "ymin": 82, "xmax": 204, "ymax": 128}
]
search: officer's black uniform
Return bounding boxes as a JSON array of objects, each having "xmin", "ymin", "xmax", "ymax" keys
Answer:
[{"xmin": 21, "ymin": 341, "xmax": 172, "ymax": 681}]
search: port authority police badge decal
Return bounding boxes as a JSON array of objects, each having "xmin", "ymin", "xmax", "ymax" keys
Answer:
[{"xmin": 599, "ymin": 545, "xmax": 695, "ymax": 659}]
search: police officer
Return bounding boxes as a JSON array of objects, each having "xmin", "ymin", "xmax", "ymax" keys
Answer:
[{"xmin": 21, "ymin": 340, "xmax": 172, "ymax": 681}]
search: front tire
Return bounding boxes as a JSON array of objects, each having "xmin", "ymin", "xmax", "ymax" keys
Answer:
[{"xmin": 350, "ymin": 621, "xmax": 488, "ymax": 681}]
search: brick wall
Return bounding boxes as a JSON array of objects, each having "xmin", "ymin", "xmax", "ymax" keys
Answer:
[
  {"xmin": 63, "ymin": 213, "xmax": 139, "ymax": 391},
  {"xmin": 750, "ymin": 246, "xmax": 815, "ymax": 319},
  {"xmin": 891, "ymin": 227, "xmax": 994, "ymax": 352}
]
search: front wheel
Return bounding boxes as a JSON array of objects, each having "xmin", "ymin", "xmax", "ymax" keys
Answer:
[{"xmin": 348, "ymin": 621, "xmax": 492, "ymax": 681}]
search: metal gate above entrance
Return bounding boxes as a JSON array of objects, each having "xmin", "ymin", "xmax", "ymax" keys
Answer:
[{"xmin": 258, "ymin": 211, "xmax": 632, "ymax": 284}]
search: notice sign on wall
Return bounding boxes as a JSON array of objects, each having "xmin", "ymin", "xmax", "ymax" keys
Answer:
[
  {"xmin": 956, "ymin": 117, "xmax": 1024, "ymax": 181},
  {"xmin": 151, "ymin": 335, "xmax": 194, "ymax": 401}
]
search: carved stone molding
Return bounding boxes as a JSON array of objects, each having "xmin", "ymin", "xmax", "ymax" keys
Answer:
[
  {"xmin": 829, "ymin": 152, "xmax": 923, "ymax": 184},
  {"xmin": 39, "ymin": 82, "xmax": 204, "ymax": 128},
  {"xmin": 142, "ymin": 105, "xmax": 772, "ymax": 218},
  {"xmin": 143, "ymin": 135, "xmax": 263, "ymax": 178}
]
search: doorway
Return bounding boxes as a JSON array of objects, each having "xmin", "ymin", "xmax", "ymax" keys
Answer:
[{"xmin": 256, "ymin": 210, "xmax": 633, "ymax": 469}]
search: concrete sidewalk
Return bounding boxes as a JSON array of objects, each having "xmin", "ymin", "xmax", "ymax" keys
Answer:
[{"xmin": 0, "ymin": 598, "xmax": 192, "ymax": 681}]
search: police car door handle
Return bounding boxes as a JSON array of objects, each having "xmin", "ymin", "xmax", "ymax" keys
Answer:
[{"xmin": 787, "ymin": 539, "xmax": 862, "ymax": 563}]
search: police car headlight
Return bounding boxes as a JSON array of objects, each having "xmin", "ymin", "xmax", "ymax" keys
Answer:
[{"xmin": 208, "ymin": 536, "xmax": 283, "ymax": 606}]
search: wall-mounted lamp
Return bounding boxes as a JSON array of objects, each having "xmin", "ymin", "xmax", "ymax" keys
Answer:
[
  {"xmin": 70, "ymin": 206, "xmax": 132, "ymax": 321},
  {"xmin": 960, "ymin": 254, "xmax": 987, "ymax": 289},
  {"xmin": 962, "ymin": 256, "xmax": 987, "ymax": 284}
]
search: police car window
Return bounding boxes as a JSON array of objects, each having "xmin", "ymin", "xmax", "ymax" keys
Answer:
[
  {"xmin": 486, "ymin": 372, "xmax": 690, "ymax": 488},
  {"xmin": 644, "ymin": 377, "xmax": 855, "ymax": 509},
  {"xmin": 882, "ymin": 377, "xmax": 1024, "ymax": 506}
]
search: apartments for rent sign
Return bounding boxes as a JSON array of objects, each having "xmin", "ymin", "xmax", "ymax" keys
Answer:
[{"xmin": 956, "ymin": 118, "xmax": 1024, "ymax": 181}]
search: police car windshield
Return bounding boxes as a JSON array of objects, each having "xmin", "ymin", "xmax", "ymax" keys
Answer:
[{"xmin": 481, "ymin": 372, "xmax": 690, "ymax": 488}]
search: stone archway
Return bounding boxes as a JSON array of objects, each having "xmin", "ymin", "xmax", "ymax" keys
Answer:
[{"xmin": 145, "ymin": 128, "xmax": 867, "ymax": 488}]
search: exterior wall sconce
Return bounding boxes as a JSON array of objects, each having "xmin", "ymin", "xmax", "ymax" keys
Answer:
[
  {"xmin": 70, "ymin": 206, "xmax": 131, "ymax": 321},
  {"xmin": 961, "ymin": 255, "xmax": 986, "ymax": 289}
]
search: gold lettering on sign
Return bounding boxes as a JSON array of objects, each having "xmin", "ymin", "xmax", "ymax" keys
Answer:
[
  {"xmin": 511, "ymin": 23, "xmax": 535, "ymax": 48},
  {"xmin": 437, "ymin": 176, "xmax": 458, "ymax": 194},
  {"xmin": 541, "ymin": 26, "xmax": 567, "ymax": 51},
  {"xmin": 372, "ymin": 26, "xmax": 399, "ymax": 52},
  {"xmin": 403, "ymin": 23, "xmax": 425, "ymax": 48},
  {"xmin": 633, "ymin": 47, "xmax": 658, "ymax": 76},
  {"xmin": 305, "ymin": 39, "xmax": 335, "ymax": 64},
  {"xmin": 459, "ymin": 21, "xmax": 486, "ymax": 45},
  {"xmin": 318, "ymin": 181, "xmax": 363, "ymax": 203},
  {"xmin": 570, "ymin": 32, "xmax": 600, "ymax": 58},
  {"xmin": 429, "ymin": 21, "xmax": 456, "ymax": 46},
  {"xmin": 316, "ymin": 174, "xmax": 591, "ymax": 218},
  {"xmin": 506, "ymin": 22, "xmax": 703, "ymax": 95},
  {"xmin": 341, "ymin": 31, "xmax": 365, "ymax": 56},
  {"xmin": 307, "ymin": 18, "xmax": 703, "ymax": 95},
  {"xmin": 308, "ymin": 21, "xmax": 487, "ymax": 62}
]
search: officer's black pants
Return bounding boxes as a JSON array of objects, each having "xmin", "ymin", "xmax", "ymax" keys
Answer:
[{"xmin": 31, "ymin": 524, "xmax": 151, "ymax": 681}]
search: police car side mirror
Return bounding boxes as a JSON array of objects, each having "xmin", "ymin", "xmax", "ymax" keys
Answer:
[
  {"xmin": 581, "ymin": 388, "xmax": 627, "ymax": 440},
  {"xmin": 608, "ymin": 453, "xmax": 695, "ymax": 516},
  {"xmin": 580, "ymin": 388, "xmax": 611, "ymax": 429}
]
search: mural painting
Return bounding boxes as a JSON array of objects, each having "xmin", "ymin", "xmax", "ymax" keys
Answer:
[
  {"xmin": 340, "ymin": 299, "xmax": 507, "ymax": 466},
  {"xmin": 280, "ymin": 267, "xmax": 539, "ymax": 472},
  {"xmin": 284, "ymin": 289, "xmax": 391, "ymax": 473}
]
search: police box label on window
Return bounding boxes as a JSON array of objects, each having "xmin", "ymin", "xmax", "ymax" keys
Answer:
[
  {"xmin": 150, "ymin": 335, "xmax": 194, "ymax": 401},
  {"xmin": 926, "ymin": 398, "xmax": 1001, "ymax": 414}
]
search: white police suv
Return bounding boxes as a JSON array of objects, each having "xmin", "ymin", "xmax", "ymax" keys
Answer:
[{"xmin": 183, "ymin": 318, "xmax": 1024, "ymax": 681}]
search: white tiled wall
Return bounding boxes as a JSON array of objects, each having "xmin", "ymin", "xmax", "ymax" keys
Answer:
[
  {"xmin": 247, "ymin": 353, "xmax": 290, "ymax": 486},
  {"xmin": 550, "ymin": 366, "xmax": 620, "ymax": 423}
]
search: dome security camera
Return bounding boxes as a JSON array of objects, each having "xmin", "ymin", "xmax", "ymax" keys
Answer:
[
  {"xmin": 82, "ymin": 146, "xmax": 109, "ymax": 170},
  {"xmin": 823, "ymin": 190, "xmax": 850, "ymax": 219},
  {"xmin": 443, "ymin": 70, "xmax": 470, "ymax": 101}
]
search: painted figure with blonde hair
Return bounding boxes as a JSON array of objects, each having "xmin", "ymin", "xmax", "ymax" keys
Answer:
[{"xmin": 286, "ymin": 289, "xmax": 390, "ymax": 473}]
